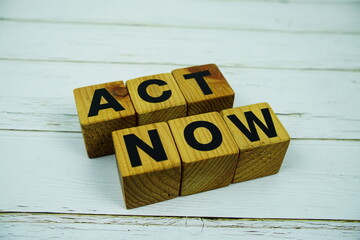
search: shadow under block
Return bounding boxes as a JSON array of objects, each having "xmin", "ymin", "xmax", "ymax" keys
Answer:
[
  {"xmin": 172, "ymin": 63, "xmax": 235, "ymax": 116},
  {"xmin": 112, "ymin": 122, "xmax": 181, "ymax": 209},
  {"xmin": 73, "ymin": 81, "xmax": 137, "ymax": 158},
  {"xmin": 126, "ymin": 73, "xmax": 187, "ymax": 125},
  {"xmin": 221, "ymin": 102, "xmax": 290, "ymax": 183},
  {"xmin": 168, "ymin": 112, "xmax": 239, "ymax": 196}
]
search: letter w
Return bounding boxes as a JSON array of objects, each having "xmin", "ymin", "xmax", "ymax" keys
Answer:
[{"xmin": 227, "ymin": 108, "xmax": 277, "ymax": 142}]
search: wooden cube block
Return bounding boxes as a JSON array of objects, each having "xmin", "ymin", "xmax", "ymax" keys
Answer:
[
  {"xmin": 221, "ymin": 102, "xmax": 290, "ymax": 183},
  {"xmin": 168, "ymin": 112, "xmax": 239, "ymax": 196},
  {"xmin": 172, "ymin": 64, "xmax": 234, "ymax": 115},
  {"xmin": 126, "ymin": 73, "xmax": 187, "ymax": 125},
  {"xmin": 112, "ymin": 122, "xmax": 181, "ymax": 209},
  {"xmin": 74, "ymin": 81, "xmax": 136, "ymax": 158}
]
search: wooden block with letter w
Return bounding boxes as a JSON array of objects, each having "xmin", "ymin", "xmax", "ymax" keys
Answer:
[
  {"xmin": 221, "ymin": 102, "xmax": 290, "ymax": 183},
  {"xmin": 112, "ymin": 122, "xmax": 181, "ymax": 209}
]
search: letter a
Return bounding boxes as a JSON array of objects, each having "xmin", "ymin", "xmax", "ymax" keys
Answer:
[{"xmin": 88, "ymin": 88, "xmax": 125, "ymax": 117}]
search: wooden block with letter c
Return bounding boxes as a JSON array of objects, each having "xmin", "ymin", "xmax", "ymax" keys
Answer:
[
  {"xmin": 168, "ymin": 112, "xmax": 239, "ymax": 196},
  {"xmin": 112, "ymin": 122, "xmax": 181, "ymax": 209},
  {"xmin": 73, "ymin": 81, "xmax": 137, "ymax": 158},
  {"xmin": 221, "ymin": 102, "xmax": 291, "ymax": 183},
  {"xmin": 172, "ymin": 64, "xmax": 235, "ymax": 115},
  {"xmin": 126, "ymin": 73, "xmax": 187, "ymax": 125}
]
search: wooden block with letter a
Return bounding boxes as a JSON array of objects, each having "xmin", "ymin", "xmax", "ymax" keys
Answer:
[
  {"xmin": 73, "ymin": 81, "xmax": 136, "ymax": 158},
  {"xmin": 112, "ymin": 122, "xmax": 181, "ymax": 209},
  {"xmin": 168, "ymin": 112, "xmax": 239, "ymax": 196},
  {"xmin": 126, "ymin": 73, "xmax": 187, "ymax": 125},
  {"xmin": 172, "ymin": 64, "xmax": 235, "ymax": 115},
  {"xmin": 221, "ymin": 102, "xmax": 290, "ymax": 183}
]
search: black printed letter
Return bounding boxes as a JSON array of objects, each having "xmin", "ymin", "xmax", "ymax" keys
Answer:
[
  {"xmin": 227, "ymin": 108, "xmax": 277, "ymax": 142},
  {"xmin": 88, "ymin": 88, "xmax": 125, "ymax": 117},
  {"xmin": 137, "ymin": 79, "xmax": 172, "ymax": 103},
  {"xmin": 124, "ymin": 129, "xmax": 167, "ymax": 167},
  {"xmin": 184, "ymin": 121, "xmax": 222, "ymax": 151},
  {"xmin": 183, "ymin": 71, "xmax": 212, "ymax": 95}
]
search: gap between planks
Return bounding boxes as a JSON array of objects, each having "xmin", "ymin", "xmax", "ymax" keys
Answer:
[
  {"xmin": 1, "ymin": 57, "xmax": 359, "ymax": 73},
  {"xmin": 1, "ymin": 18, "xmax": 359, "ymax": 35},
  {"xmin": 1, "ymin": 129, "xmax": 359, "ymax": 142},
  {"xmin": 1, "ymin": 212, "xmax": 359, "ymax": 225}
]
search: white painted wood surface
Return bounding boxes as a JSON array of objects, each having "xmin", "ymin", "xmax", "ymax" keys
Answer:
[
  {"xmin": 1, "ymin": 213, "xmax": 360, "ymax": 240},
  {"xmin": 0, "ymin": 0, "xmax": 359, "ymax": 239},
  {"xmin": 1, "ymin": 21, "xmax": 360, "ymax": 70}
]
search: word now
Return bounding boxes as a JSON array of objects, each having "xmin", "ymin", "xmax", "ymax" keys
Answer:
[{"xmin": 73, "ymin": 64, "xmax": 290, "ymax": 209}]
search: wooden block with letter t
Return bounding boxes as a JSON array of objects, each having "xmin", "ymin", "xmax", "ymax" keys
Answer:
[
  {"xmin": 168, "ymin": 112, "xmax": 239, "ymax": 196},
  {"xmin": 73, "ymin": 81, "xmax": 136, "ymax": 158},
  {"xmin": 172, "ymin": 64, "xmax": 234, "ymax": 115},
  {"xmin": 112, "ymin": 122, "xmax": 181, "ymax": 209},
  {"xmin": 126, "ymin": 73, "xmax": 187, "ymax": 125},
  {"xmin": 221, "ymin": 102, "xmax": 290, "ymax": 183}
]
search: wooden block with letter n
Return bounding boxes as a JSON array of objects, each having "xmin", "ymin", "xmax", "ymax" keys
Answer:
[
  {"xmin": 126, "ymin": 73, "xmax": 187, "ymax": 125},
  {"xmin": 168, "ymin": 112, "xmax": 239, "ymax": 196},
  {"xmin": 112, "ymin": 122, "xmax": 181, "ymax": 209},
  {"xmin": 172, "ymin": 63, "xmax": 235, "ymax": 115},
  {"xmin": 221, "ymin": 102, "xmax": 290, "ymax": 183},
  {"xmin": 73, "ymin": 81, "xmax": 136, "ymax": 158}
]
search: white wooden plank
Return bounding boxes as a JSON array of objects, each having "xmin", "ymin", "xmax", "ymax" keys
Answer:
[
  {"xmin": 1, "ymin": 214, "xmax": 359, "ymax": 240},
  {"xmin": 0, "ymin": 22, "xmax": 359, "ymax": 71},
  {"xmin": 1, "ymin": 0, "xmax": 359, "ymax": 33},
  {"xmin": 0, "ymin": 130, "xmax": 359, "ymax": 220},
  {"xmin": 1, "ymin": 61, "xmax": 359, "ymax": 139}
]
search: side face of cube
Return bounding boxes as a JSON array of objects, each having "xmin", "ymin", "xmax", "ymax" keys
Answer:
[
  {"xmin": 112, "ymin": 122, "xmax": 181, "ymax": 209},
  {"xmin": 73, "ymin": 81, "xmax": 137, "ymax": 158},
  {"xmin": 221, "ymin": 102, "xmax": 291, "ymax": 183}
]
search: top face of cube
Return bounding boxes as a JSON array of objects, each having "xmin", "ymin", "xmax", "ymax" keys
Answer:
[
  {"xmin": 168, "ymin": 112, "xmax": 239, "ymax": 164},
  {"xmin": 221, "ymin": 102, "xmax": 290, "ymax": 150},
  {"xmin": 112, "ymin": 122, "xmax": 181, "ymax": 177},
  {"xmin": 73, "ymin": 81, "xmax": 136, "ymax": 126},
  {"xmin": 126, "ymin": 73, "xmax": 186, "ymax": 115},
  {"xmin": 171, "ymin": 64, "xmax": 234, "ymax": 103}
]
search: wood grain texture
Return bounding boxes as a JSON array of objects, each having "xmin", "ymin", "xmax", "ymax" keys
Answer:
[
  {"xmin": 168, "ymin": 112, "xmax": 239, "ymax": 196},
  {"xmin": 172, "ymin": 64, "xmax": 234, "ymax": 115},
  {"xmin": 221, "ymin": 103, "xmax": 290, "ymax": 183},
  {"xmin": 126, "ymin": 73, "xmax": 186, "ymax": 125},
  {"xmin": 112, "ymin": 122, "xmax": 181, "ymax": 208},
  {"xmin": 1, "ymin": 213, "xmax": 359, "ymax": 240},
  {"xmin": 73, "ymin": 81, "xmax": 136, "ymax": 158}
]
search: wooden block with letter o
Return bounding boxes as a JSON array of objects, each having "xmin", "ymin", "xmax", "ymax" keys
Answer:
[
  {"xmin": 168, "ymin": 112, "xmax": 239, "ymax": 196},
  {"xmin": 73, "ymin": 81, "xmax": 137, "ymax": 158},
  {"xmin": 221, "ymin": 102, "xmax": 290, "ymax": 183},
  {"xmin": 112, "ymin": 122, "xmax": 181, "ymax": 209},
  {"xmin": 172, "ymin": 64, "xmax": 235, "ymax": 115},
  {"xmin": 126, "ymin": 73, "xmax": 187, "ymax": 125}
]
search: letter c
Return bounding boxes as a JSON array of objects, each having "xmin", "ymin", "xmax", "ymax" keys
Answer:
[{"xmin": 137, "ymin": 79, "xmax": 172, "ymax": 103}]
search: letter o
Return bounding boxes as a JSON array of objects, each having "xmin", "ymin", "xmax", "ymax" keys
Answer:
[{"xmin": 184, "ymin": 121, "xmax": 223, "ymax": 151}]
